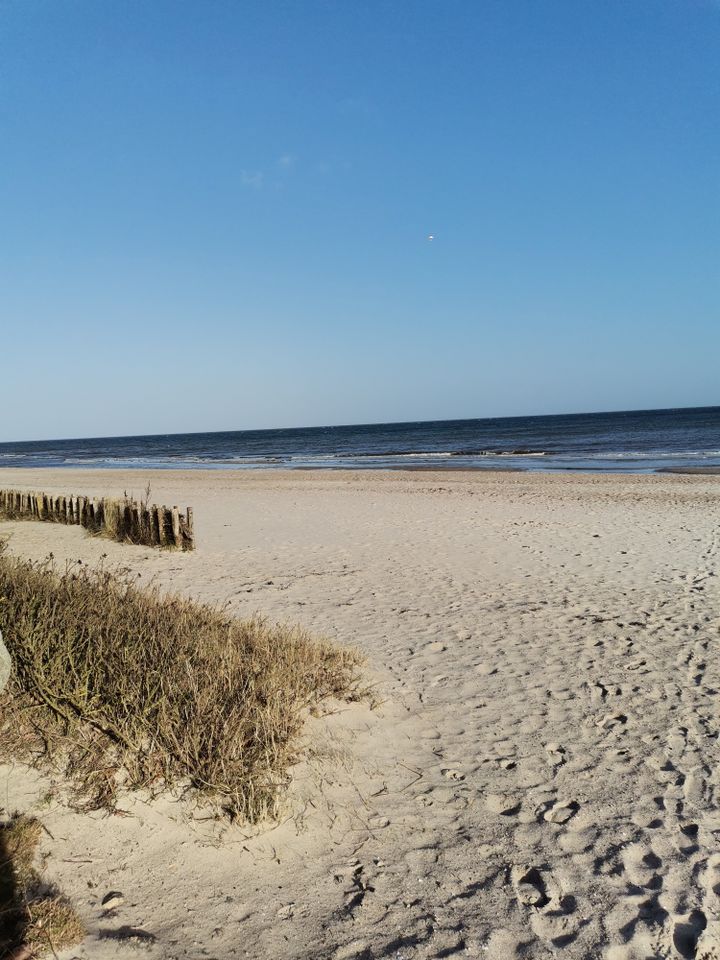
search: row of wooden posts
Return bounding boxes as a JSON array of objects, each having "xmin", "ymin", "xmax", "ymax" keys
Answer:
[{"xmin": 0, "ymin": 489, "xmax": 194, "ymax": 550}]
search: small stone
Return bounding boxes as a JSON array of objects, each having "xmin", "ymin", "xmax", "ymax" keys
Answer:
[
  {"xmin": 544, "ymin": 800, "xmax": 580, "ymax": 824},
  {"xmin": 101, "ymin": 891, "xmax": 124, "ymax": 911}
]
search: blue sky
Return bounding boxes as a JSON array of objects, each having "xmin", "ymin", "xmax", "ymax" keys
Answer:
[{"xmin": 1, "ymin": 0, "xmax": 718, "ymax": 440}]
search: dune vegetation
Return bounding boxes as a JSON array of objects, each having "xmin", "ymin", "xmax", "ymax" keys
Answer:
[
  {"xmin": 0, "ymin": 812, "xmax": 85, "ymax": 958},
  {"xmin": 0, "ymin": 542, "xmax": 364, "ymax": 823}
]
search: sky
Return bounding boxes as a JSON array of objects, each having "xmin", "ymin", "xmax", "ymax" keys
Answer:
[{"xmin": 0, "ymin": 0, "xmax": 718, "ymax": 441}]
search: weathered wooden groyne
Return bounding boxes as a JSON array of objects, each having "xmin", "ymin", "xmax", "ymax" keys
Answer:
[{"xmin": 0, "ymin": 489, "xmax": 194, "ymax": 550}]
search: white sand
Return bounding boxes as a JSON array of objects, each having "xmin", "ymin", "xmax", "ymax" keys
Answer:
[{"xmin": 1, "ymin": 468, "xmax": 719, "ymax": 959}]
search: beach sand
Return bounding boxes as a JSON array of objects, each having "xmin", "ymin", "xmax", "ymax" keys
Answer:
[{"xmin": 1, "ymin": 468, "xmax": 719, "ymax": 959}]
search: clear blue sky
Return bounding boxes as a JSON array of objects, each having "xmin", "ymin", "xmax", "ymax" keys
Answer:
[{"xmin": 1, "ymin": 0, "xmax": 718, "ymax": 441}]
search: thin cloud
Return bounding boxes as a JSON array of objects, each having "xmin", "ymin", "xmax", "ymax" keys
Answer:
[{"xmin": 240, "ymin": 170, "xmax": 264, "ymax": 188}]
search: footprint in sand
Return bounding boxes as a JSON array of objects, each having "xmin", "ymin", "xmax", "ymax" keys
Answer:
[
  {"xmin": 674, "ymin": 821, "xmax": 699, "ymax": 856},
  {"xmin": 511, "ymin": 865, "xmax": 549, "ymax": 907},
  {"xmin": 696, "ymin": 919, "xmax": 720, "ymax": 960},
  {"xmin": 544, "ymin": 742, "xmax": 566, "ymax": 768},
  {"xmin": 486, "ymin": 793, "xmax": 521, "ymax": 816},
  {"xmin": 596, "ymin": 711, "xmax": 628, "ymax": 731},
  {"xmin": 684, "ymin": 765, "xmax": 710, "ymax": 808},
  {"xmin": 530, "ymin": 898, "xmax": 581, "ymax": 948},
  {"xmin": 622, "ymin": 843, "xmax": 663, "ymax": 888},
  {"xmin": 542, "ymin": 799, "xmax": 580, "ymax": 825},
  {"xmin": 631, "ymin": 796, "xmax": 664, "ymax": 830},
  {"xmin": 702, "ymin": 854, "xmax": 720, "ymax": 900},
  {"xmin": 441, "ymin": 767, "xmax": 465, "ymax": 782},
  {"xmin": 512, "ymin": 866, "xmax": 581, "ymax": 946},
  {"xmin": 673, "ymin": 909, "xmax": 708, "ymax": 959}
]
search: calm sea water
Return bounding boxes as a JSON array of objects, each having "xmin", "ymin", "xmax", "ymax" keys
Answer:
[{"xmin": 1, "ymin": 407, "xmax": 719, "ymax": 473}]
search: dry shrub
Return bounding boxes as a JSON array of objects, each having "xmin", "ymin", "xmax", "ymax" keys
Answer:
[
  {"xmin": 0, "ymin": 543, "xmax": 364, "ymax": 822},
  {"xmin": 0, "ymin": 813, "xmax": 85, "ymax": 957}
]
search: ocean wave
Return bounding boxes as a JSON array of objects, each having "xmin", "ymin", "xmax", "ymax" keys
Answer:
[
  {"xmin": 63, "ymin": 456, "xmax": 181, "ymax": 466},
  {"xmin": 60, "ymin": 454, "xmax": 291, "ymax": 467},
  {"xmin": 560, "ymin": 450, "xmax": 720, "ymax": 461},
  {"xmin": 451, "ymin": 449, "xmax": 546, "ymax": 457},
  {"xmin": 332, "ymin": 449, "xmax": 546, "ymax": 459}
]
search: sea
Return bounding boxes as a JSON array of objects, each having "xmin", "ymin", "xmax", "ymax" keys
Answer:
[{"xmin": 0, "ymin": 407, "xmax": 718, "ymax": 474}]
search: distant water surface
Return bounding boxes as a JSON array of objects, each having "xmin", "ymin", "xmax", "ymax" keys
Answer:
[{"xmin": 0, "ymin": 407, "xmax": 718, "ymax": 473}]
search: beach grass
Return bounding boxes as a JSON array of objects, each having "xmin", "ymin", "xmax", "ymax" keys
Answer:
[
  {"xmin": 0, "ymin": 813, "xmax": 85, "ymax": 957},
  {"xmin": 0, "ymin": 541, "xmax": 364, "ymax": 823}
]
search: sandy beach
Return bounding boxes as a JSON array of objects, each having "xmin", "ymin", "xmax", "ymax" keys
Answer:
[{"xmin": 1, "ymin": 468, "xmax": 719, "ymax": 959}]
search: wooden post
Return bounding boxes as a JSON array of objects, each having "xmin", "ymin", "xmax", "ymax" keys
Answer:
[
  {"xmin": 157, "ymin": 506, "xmax": 168, "ymax": 546},
  {"xmin": 171, "ymin": 507, "xmax": 180, "ymax": 547},
  {"xmin": 150, "ymin": 506, "xmax": 160, "ymax": 546},
  {"xmin": 0, "ymin": 486, "xmax": 194, "ymax": 550},
  {"xmin": 140, "ymin": 505, "xmax": 150, "ymax": 544},
  {"xmin": 185, "ymin": 506, "xmax": 194, "ymax": 550}
]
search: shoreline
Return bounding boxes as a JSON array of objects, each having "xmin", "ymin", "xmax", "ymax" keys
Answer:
[
  {"xmin": 656, "ymin": 465, "xmax": 720, "ymax": 474},
  {"xmin": 1, "ymin": 464, "xmax": 720, "ymax": 489},
  {"xmin": 1, "ymin": 463, "xmax": 720, "ymax": 476}
]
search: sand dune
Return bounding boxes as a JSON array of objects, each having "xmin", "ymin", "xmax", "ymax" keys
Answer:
[{"xmin": 1, "ymin": 468, "xmax": 719, "ymax": 959}]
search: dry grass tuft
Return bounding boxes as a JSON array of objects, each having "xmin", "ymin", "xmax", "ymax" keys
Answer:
[
  {"xmin": 0, "ymin": 542, "xmax": 365, "ymax": 822},
  {"xmin": 2, "ymin": 816, "xmax": 42, "ymax": 888},
  {"xmin": 0, "ymin": 813, "xmax": 85, "ymax": 957}
]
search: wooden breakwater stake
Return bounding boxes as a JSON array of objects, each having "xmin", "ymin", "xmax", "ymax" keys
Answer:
[{"xmin": 0, "ymin": 489, "xmax": 194, "ymax": 550}]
